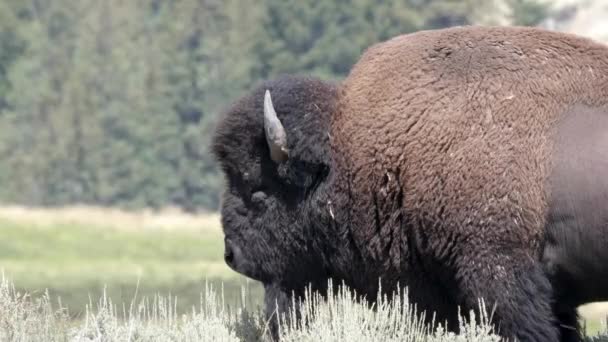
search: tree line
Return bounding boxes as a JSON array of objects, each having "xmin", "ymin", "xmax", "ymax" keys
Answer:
[{"xmin": 0, "ymin": 0, "xmax": 549, "ymax": 212}]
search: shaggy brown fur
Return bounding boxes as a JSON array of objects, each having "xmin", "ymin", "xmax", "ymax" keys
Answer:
[
  {"xmin": 332, "ymin": 26, "xmax": 608, "ymax": 341},
  {"xmin": 212, "ymin": 25, "xmax": 608, "ymax": 342}
]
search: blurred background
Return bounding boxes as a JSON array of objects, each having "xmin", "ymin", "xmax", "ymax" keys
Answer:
[{"xmin": 0, "ymin": 0, "xmax": 606, "ymax": 330}]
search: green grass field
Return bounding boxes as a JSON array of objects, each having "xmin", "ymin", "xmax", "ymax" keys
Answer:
[{"xmin": 0, "ymin": 212, "xmax": 264, "ymax": 319}]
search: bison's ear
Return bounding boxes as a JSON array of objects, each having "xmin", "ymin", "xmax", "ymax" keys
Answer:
[{"xmin": 264, "ymin": 90, "xmax": 289, "ymax": 163}]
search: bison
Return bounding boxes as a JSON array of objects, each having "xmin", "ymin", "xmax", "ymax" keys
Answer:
[{"xmin": 211, "ymin": 25, "xmax": 608, "ymax": 341}]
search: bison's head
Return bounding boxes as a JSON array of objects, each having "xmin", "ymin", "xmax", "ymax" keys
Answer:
[{"xmin": 212, "ymin": 75, "xmax": 338, "ymax": 307}]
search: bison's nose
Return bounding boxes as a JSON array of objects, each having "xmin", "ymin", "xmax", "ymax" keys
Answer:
[{"xmin": 224, "ymin": 238, "xmax": 235, "ymax": 266}]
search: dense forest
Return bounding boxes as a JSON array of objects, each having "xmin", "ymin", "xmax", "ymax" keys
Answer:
[{"xmin": 0, "ymin": 0, "xmax": 549, "ymax": 212}]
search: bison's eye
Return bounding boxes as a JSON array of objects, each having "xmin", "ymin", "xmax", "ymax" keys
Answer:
[{"xmin": 251, "ymin": 191, "xmax": 268, "ymax": 209}]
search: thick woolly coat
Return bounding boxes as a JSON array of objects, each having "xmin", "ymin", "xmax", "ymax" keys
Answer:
[
  {"xmin": 328, "ymin": 25, "xmax": 608, "ymax": 340},
  {"xmin": 213, "ymin": 26, "xmax": 608, "ymax": 342}
]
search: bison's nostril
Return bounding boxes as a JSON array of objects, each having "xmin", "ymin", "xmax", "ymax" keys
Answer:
[
  {"xmin": 224, "ymin": 248, "xmax": 234, "ymax": 264},
  {"xmin": 224, "ymin": 238, "xmax": 235, "ymax": 265}
]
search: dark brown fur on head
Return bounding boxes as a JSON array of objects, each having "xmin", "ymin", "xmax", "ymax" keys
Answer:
[
  {"xmin": 212, "ymin": 75, "xmax": 345, "ymax": 337},
  {"xmin": 213, "ymin": 26, "xmax": 608, "ymax": 341}
]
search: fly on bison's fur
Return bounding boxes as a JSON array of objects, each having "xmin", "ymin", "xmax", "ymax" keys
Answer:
[{"xmin": 212, "ymin": 25, "xmax": 608, "ymax": 342}]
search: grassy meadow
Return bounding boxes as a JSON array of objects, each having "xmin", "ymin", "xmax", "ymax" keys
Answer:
[
  {"xmin": 0, "ymin": 206, "xmax": 264, "ymax": 319},
  {"xmin": 0, "ymin": 206, "xmax": 607, "ymax": 340}
]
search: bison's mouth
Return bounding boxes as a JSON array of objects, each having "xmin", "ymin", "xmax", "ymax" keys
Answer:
[{"xmin": 224, "ymin": 237, "xmax": 265, "ymax": 281}]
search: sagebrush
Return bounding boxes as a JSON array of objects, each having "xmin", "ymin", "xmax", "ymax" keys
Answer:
[{"xmin": 1, "ymin": 276, "xmax": 607, "ymax": 341}]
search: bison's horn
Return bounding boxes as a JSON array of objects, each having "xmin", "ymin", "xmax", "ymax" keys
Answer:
[{"xmin": 264, "ymin": 90, "xmax": 289, "ymax": 163}]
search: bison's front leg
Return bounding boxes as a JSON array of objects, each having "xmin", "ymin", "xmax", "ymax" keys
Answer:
[
  {"xmin": 554, "ymin": 305, "xmax": 582, "ymax": 342},
  {"xmin": 263, "ymin": 283, "xmax": 294, "ymax": 341},
  {"xmin": 455, "ymin": 249, "xmax": 561, "ymax": 341}
]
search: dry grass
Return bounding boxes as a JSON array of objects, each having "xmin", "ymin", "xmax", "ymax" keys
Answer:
[
  {"xmin": 0, "ymin": 275, "xmax": 507, "ymax": 342},
  {"xmin": 2, "ymin": 273, "xmax": 608, "ymax": 341},
  {"xmin": 0, "ymin": 205, "xmax": 221, "ymax": 232},
  {"xmin": 580, "ymin": 303, "xmax": 608, "ymax": 335}
]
